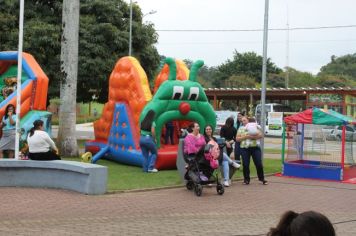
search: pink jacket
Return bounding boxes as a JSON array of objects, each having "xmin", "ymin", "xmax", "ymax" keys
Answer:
[{"xmin": 184, "ymin": 134, "xmax": 206, "ymax": 155}]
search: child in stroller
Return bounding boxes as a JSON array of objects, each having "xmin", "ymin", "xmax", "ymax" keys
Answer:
[{"xmin": 184, "ymin": 143, "xmax": 225, "ymax": 196}]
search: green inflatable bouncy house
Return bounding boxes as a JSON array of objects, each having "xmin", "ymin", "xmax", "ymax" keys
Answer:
[{"xmin": 140, "ymin": 58, "xmax": 216, "ymax": 148}]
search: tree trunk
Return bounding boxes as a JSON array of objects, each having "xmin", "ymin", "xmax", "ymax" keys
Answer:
[{"xmin": 58, "ymin": 0, "xmax": 80, "ymax": 156}]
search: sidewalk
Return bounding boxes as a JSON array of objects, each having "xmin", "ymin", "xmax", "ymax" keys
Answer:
[
  {"xmin": 51, "ymin": 123, "xmax": 94, "ymax": 139},
  {"xmin": 0, "ymin": 176, "xmax": 355, "ymax": 235}
]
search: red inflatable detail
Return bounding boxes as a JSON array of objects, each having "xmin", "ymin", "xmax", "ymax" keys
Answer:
[
  {"xmin": 155, "ymin": 145, "xmax": 179, "ymax": 170},
  {"xmin": 179, "ymin": 102, "xmax": 190, "ymax": 115}
]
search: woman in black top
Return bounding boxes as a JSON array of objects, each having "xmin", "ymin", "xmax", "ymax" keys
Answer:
[{"xmin": 219, "ymin": 117, "xmax": 237, "ymax": 157}]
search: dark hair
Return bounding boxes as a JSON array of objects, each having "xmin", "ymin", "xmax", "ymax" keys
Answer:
[
  {"xmin": 248, "ymin": 117, "xmax": 256, "ymax": 123},
  {"xmin": 204, "ymin": 124, "xmax": 217, "ymax": 142},
  {"xmin": 187, "ymin": 122, "xmax": 198, "ymax": 133},
  {"xmin": 4, "ymin": 104, "xmax": 16, "ymax": 119},
  {"xmin": 224, "ymin": 117, "xmax": 234, "ymax": 127},
  {"xmin": 268, "ymin": 210, "xmax": 335, "ymax": 236},
  {"xmin": 29, "ymin": 120, "xmax": 44, "ymax": 137},
  {"xmin": 140, "ymin": 110, "xmax": 155, "ymax": 132}
]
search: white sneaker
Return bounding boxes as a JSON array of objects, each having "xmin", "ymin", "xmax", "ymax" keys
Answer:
[
  {"xmin": 223, "ymin": 180, "xmax": 230, "ymax": 187},
  {"xmin": 232, "ymin": 161, "xmax": 241, "ymax": 169},
  {"xmin": 148, "ymin": 168, "xmax": 158, "ymax": 173}
]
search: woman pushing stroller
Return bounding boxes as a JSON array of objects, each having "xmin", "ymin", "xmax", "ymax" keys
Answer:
[{"xmin": 183, "ymin": 122, "xmax": 224, "ymax": 196}]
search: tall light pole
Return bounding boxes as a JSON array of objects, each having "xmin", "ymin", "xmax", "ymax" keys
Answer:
[
  {"xmin": 129, "ymin": 3, "xmax": 156, "ymax": 56},
  {"xmin": 285, "ymin": 0, "xmax": 290, "ymax": 89},
  {"xmin": 260, "ymin": 0, "xmax": 269, "ymax": 159},
  {"xmin": 128, "ymin": 0, "xmax": 133, "ymax": 56},
  {"xmin": 15, "ymin": 0, "xmax": 25, "ymax": 159}
]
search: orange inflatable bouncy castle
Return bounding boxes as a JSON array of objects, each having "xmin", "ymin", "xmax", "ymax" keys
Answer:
[
  {"xmin": 0, "ymin": 52, "xmax": 52, "ymax": 142},
  {"xmin": 86, "ymin": 57, "xmax": 216, "ymax": 170}
]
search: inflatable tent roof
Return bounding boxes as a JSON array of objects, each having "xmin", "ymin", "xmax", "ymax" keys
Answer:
[{"xmin": 284, "ymin": 108, "xmax": 356, "ymax": 125}]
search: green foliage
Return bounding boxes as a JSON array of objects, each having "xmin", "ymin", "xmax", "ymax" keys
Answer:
[
  {"xmin": 267, "ymin": 73, "xmax": 285, "ymax": 88},
  {"xmin": 0, "ymin": 0, "xmax": 160, "ymax": 103},
  {"xmin": 214, "ymin": 51, "xmax": 282, "ymax": 87},
  {"xmin": 282, "ymin": 67, "xmax": 318, "ymax": 87},
  {"xmin": 317, "ymin": 54, "xmax": 356, "ymax": 87},
  {"xmin": 319, "ymin": 54, "xmax": 356, "ymax": 79},
  {"xmin": 317, "ymin": 75, "xmax": 348, "ymax": 87},
  {"xmin": 50, "ymin": 100, "xmax": 104, "ymax": 125}
]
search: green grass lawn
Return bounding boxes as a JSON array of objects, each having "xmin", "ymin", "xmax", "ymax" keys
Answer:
[{"xmin": 63, "ymin": 156, "xmax": 282, "ymax": 192}]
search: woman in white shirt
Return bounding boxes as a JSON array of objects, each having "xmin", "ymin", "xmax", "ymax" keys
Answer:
[{"xmin": 27, "ymin": 120, "xmax": 60, "ymax": 160}]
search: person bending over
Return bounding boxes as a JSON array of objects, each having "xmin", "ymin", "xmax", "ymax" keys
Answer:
[
  {"xmin": 139, "ymin": 110, "xmax": 158, "ymax": 173},
  {"xmin": 27, "ymin": 120, "xmax": 60, "ymax": 160}
]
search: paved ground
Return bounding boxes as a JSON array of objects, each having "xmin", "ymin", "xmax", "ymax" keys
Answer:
[{"xmin": 1, "ymin": 176, "xmax": 356, "ymax": 236}]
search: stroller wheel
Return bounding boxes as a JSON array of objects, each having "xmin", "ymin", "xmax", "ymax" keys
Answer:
[
  {"xmin": 186, "ymin": 180, "xmax": 194, "ymax": 191},
  {"xmin": 216, "ymin": 183, "xmax": 224, "ymax": 195},
  {"xmin": 194, "ymin": 184, "xmax": 203, "ymax": 197}
]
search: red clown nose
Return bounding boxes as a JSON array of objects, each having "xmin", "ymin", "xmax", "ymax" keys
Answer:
[{"xmin": 179, "ymin": 102, "xmax": 191, "ymax": 115}]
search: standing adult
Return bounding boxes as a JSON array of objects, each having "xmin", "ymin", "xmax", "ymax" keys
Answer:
[
  {"xmin": 220, "ymin": 117, "xmax": 237, "ymax": 157},
  {"xmin": 139, "ymin": 110, "xmax": 158, "ymax": 173},
  {"xmin": 0, "ymin": 104, "xmax": 16, "ymax": 158},
  {"xmin": 234, "ymin": 112, "xmax": 244, "ymax": 164},
  {"xmin": 27, "ymin": 120, "xmax": 60, "ymax": 160},
  {"xmin": 236, "ymin": 116, "xmax": 267, "ymax": 185},
  {"xmin": 165, "ymin": 121, "xmax": 174, "ymax": 145},
  {"xmin": 204, "ymin": 125, "xmax": 240, "ymax": 187}
]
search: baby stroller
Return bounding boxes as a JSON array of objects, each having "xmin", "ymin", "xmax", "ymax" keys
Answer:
[{"xmin": 184, "ymin": 144, "xmax": 224, "ymax": 196}]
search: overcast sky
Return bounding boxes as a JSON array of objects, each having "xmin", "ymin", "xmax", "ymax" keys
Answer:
[{"xmin": 133, "ymin": 0, "xmax": 356, "ymax": 74}]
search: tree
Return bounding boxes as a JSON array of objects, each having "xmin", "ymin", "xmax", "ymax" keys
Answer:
[
  {"xmin": 57, "ymin": 0, "xmax": 80, "ymax": 156},
  {"xmin": 317, "ymin": 75, "xmax": 348, "ymax": 87},
  {"xmin": 267, "ymin": 74, "xmax": 285, "ymax": 88},
  {"xmin": 0, "ymin": 0, "xmax": 160, "ymax": 103},
  {"xmin": 318, "ymin": 53, "xmax": 356, "ymax": 87},
  {"xmin": 214, "ymin": 51, "xmax": 282, "ymax": 87},
  {"xmin": 280, "ymin": 67, "xmax": 318, "ymax": 88},
  {"xmin": 319, "ymin": 54, "xmax": 356, "ymax": 79},
  {"xmin": 225, "ymin": 75, "xmax": 256, "ymax": 88}
]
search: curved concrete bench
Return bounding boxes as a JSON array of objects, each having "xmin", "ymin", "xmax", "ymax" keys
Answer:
[{"xmin": 0, "ymin": 160, "xmax": 107, "ymax": 195}]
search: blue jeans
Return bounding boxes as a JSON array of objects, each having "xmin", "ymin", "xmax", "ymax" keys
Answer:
[
  {"xmin": 221, "ymin": 153, "xmax": 234, "ymax": 181},
  {"xmin": 234, "ymin": 141, "xmax": 241, "ymax": 162},
  {"xmin": 241, "ymin": 147, "xmax": 265, "ymax": 182},
  {"xmin": 139, "ymin": 135, "xmax": 157, "ymax": 172}
]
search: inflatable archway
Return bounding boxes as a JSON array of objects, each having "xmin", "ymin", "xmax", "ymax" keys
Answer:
[{"xmin": 140, "ymin": 58, "xmax": 216, "ymax": 148}]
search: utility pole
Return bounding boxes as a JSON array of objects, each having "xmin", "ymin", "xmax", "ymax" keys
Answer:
[
  {"xmin": 260, "ymin": 0, "xmax": 270, "ymax": 159},
  {"xmin": 15, "ymin": 0, "xmax": 25, "ymax": 159}
]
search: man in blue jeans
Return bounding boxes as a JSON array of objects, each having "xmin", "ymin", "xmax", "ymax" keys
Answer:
[
  {"xmin": 139, "ymin": 110, "xmax": 158, "ymax": 173},
  {"xmin": 140, "ymin": 135, "xmax": 158, "ymax": 172},
  {"xmin": 236, "ymin": 116, "xmax": 267, "ymax": 185}
]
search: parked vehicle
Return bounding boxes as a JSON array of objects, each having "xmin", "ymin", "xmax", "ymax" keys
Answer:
[
  {"xmin": 330, "ymin": 125, "xmax": 356, "ymax": 141},
  {"xmin": 321, "ymin": 125, "xmax": 336, "ymax": 140}
]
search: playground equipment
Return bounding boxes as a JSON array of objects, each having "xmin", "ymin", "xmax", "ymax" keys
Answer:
[
  {"xmin": 0, "ymin": 52, "xmax": 52, "ymax": 146},
  {"xmin": 282, "ymin": 108, "xmax": 356, "ymax": 182},
  {"xmin": 85, "ymin": 57, "xmax": 216, "ymax": 170}
]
